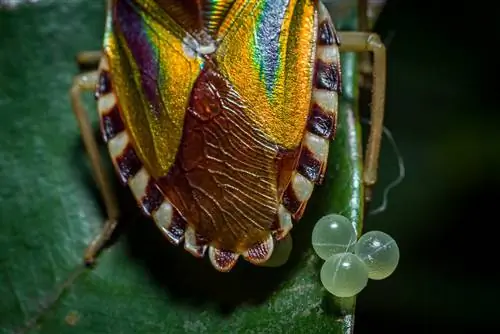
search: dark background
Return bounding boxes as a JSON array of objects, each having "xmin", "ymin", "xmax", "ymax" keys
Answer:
[{"xmin": 356, "ymin": 0, "xmax": 500, "ymax": 332}]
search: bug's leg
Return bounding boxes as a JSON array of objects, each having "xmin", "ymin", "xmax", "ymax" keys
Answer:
[
  {"xmin": 338, "ymin": 32, "xmax": 386, "ymax": 203},
  {"xmin": 76, "ymin": 50, "xmax": 103, "ymax": 69},
  {"xmin": 357, "ymin": 0, "xmax": 373, "ymax": 88},
  {"xmin": 70, "ymin": 70, "xmax": 120, "ymax": 265}
]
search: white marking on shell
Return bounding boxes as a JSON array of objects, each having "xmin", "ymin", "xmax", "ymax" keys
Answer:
[
  {"xmin": 182, "ymin": 35, "xmax": 198, "ymax": 59},
  {"xmin": 152, "ymin": 201, "xmax": 174, "ymax": 231},
  {"xmin": 107, "ymin": 131, "xmax": 128, "ymax": 158},
  {"xmin": 292, "ymin": 172, "xmax": 314, "ymax": 202},
  {"xmin": 277, "ymin": 204, "xmax": 293, "ymax": 239},
  {"xmin": 184, "ymin": 226, "xmax": 207, "ymax": 257},
  {"xmin": 317, "ymin": 44, "xmax": 339, "ymax": 63},
  {"xmin": 182, "ymin": 34, "xmax": 216, "ymax": 58},
  {"xmin": 128, "ymin": 168, "xmax": 149, "ymax": 199},
  {"xmin": 153, "ymin": 201, "xmax": 184, "ymax": 246},
  {"xmin": 313, "ymin": 89, "xmax": 338, "ymax": 113},
  {"xmin": 304, "ymin": 132, "xmax": 329, "ymax": 162},
  {"xmin": 198, "ymin": 43, "xmax": 216, "ymax": 55},
  {"xmin": 97, "ymin": 93, "xmax": 116, "ymax": 115}
]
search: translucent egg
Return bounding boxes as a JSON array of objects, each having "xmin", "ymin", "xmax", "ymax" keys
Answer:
[
  {"xmin": 260, "ymin": 234, "xmax": 293, "ymax": 267},
  {"xmin": 320, "ymin": 252, "xmax": 368, "ymax": 298},
  {"xmin": 354, "ymin": 231, "xmax": 399, "ymax": 280},
  {"xmin": 312, "ymin": 214, "xmax": 357, "ymax": 260}
]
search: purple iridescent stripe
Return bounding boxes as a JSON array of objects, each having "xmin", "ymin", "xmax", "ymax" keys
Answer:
[{"xmin": 115, "ymin": 0, "xmax": 161, "ymax": 115}]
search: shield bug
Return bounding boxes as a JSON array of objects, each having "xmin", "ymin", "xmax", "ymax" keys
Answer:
[{"xmin": 70, "ymin": 0, "xmax": 386, "ymax": 272}]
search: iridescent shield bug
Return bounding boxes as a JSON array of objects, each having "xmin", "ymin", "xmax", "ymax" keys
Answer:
[{"xmin": 70, "ymin": 0, "xmax": 386, "ymax": 272}]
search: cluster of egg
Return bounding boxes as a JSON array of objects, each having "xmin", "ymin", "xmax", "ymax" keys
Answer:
[{"xmin": 311, "ymin": 214, "xmax": 399, "ymax": 298}]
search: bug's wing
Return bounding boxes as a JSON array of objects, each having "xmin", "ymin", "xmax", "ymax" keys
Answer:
[
  {"xmin": 103, "ymin": 0, "xmax": 203, "ymax": 178},
  {"xmin": 214, "ymin": 0, "xmax": 318, "ymax": 150}
]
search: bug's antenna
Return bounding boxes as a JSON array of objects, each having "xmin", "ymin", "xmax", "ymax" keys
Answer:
[
  {"xmin": 13, "ymin": 263, "xmax": 89, "ymax": 334},
  {"xmin": 361, "ymin": 118, "xmax": 405, "ymax": 216}
]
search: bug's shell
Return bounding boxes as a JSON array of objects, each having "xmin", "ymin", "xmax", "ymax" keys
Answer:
[{"xmin": 95, "ymin": 0, "xmax": 341, "ymax": 272}]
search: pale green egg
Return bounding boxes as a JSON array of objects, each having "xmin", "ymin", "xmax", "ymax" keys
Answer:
[
  {"xmin": 320, "ymin": 252, "xmax": 368, "ymax": 298},
  {"xmin": 312, "ymin": 214, "xmax": 357, "ymax": 260},
  {"xmin": 260, "ymin": 234, "xmax": 293, "ymax": 267},
  {"xmin": 354, "ymin": 231, "xmax": 399, "ymax": 280}
]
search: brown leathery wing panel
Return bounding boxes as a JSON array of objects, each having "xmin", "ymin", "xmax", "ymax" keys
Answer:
[{"xmin": 158, "ymin": 65, "xmax": 283, "ymax": 252}]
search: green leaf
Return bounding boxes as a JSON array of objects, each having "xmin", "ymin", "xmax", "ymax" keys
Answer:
[{"xmin": 0, "ymin": 2, "xmax": 363, "ymax": 333}]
